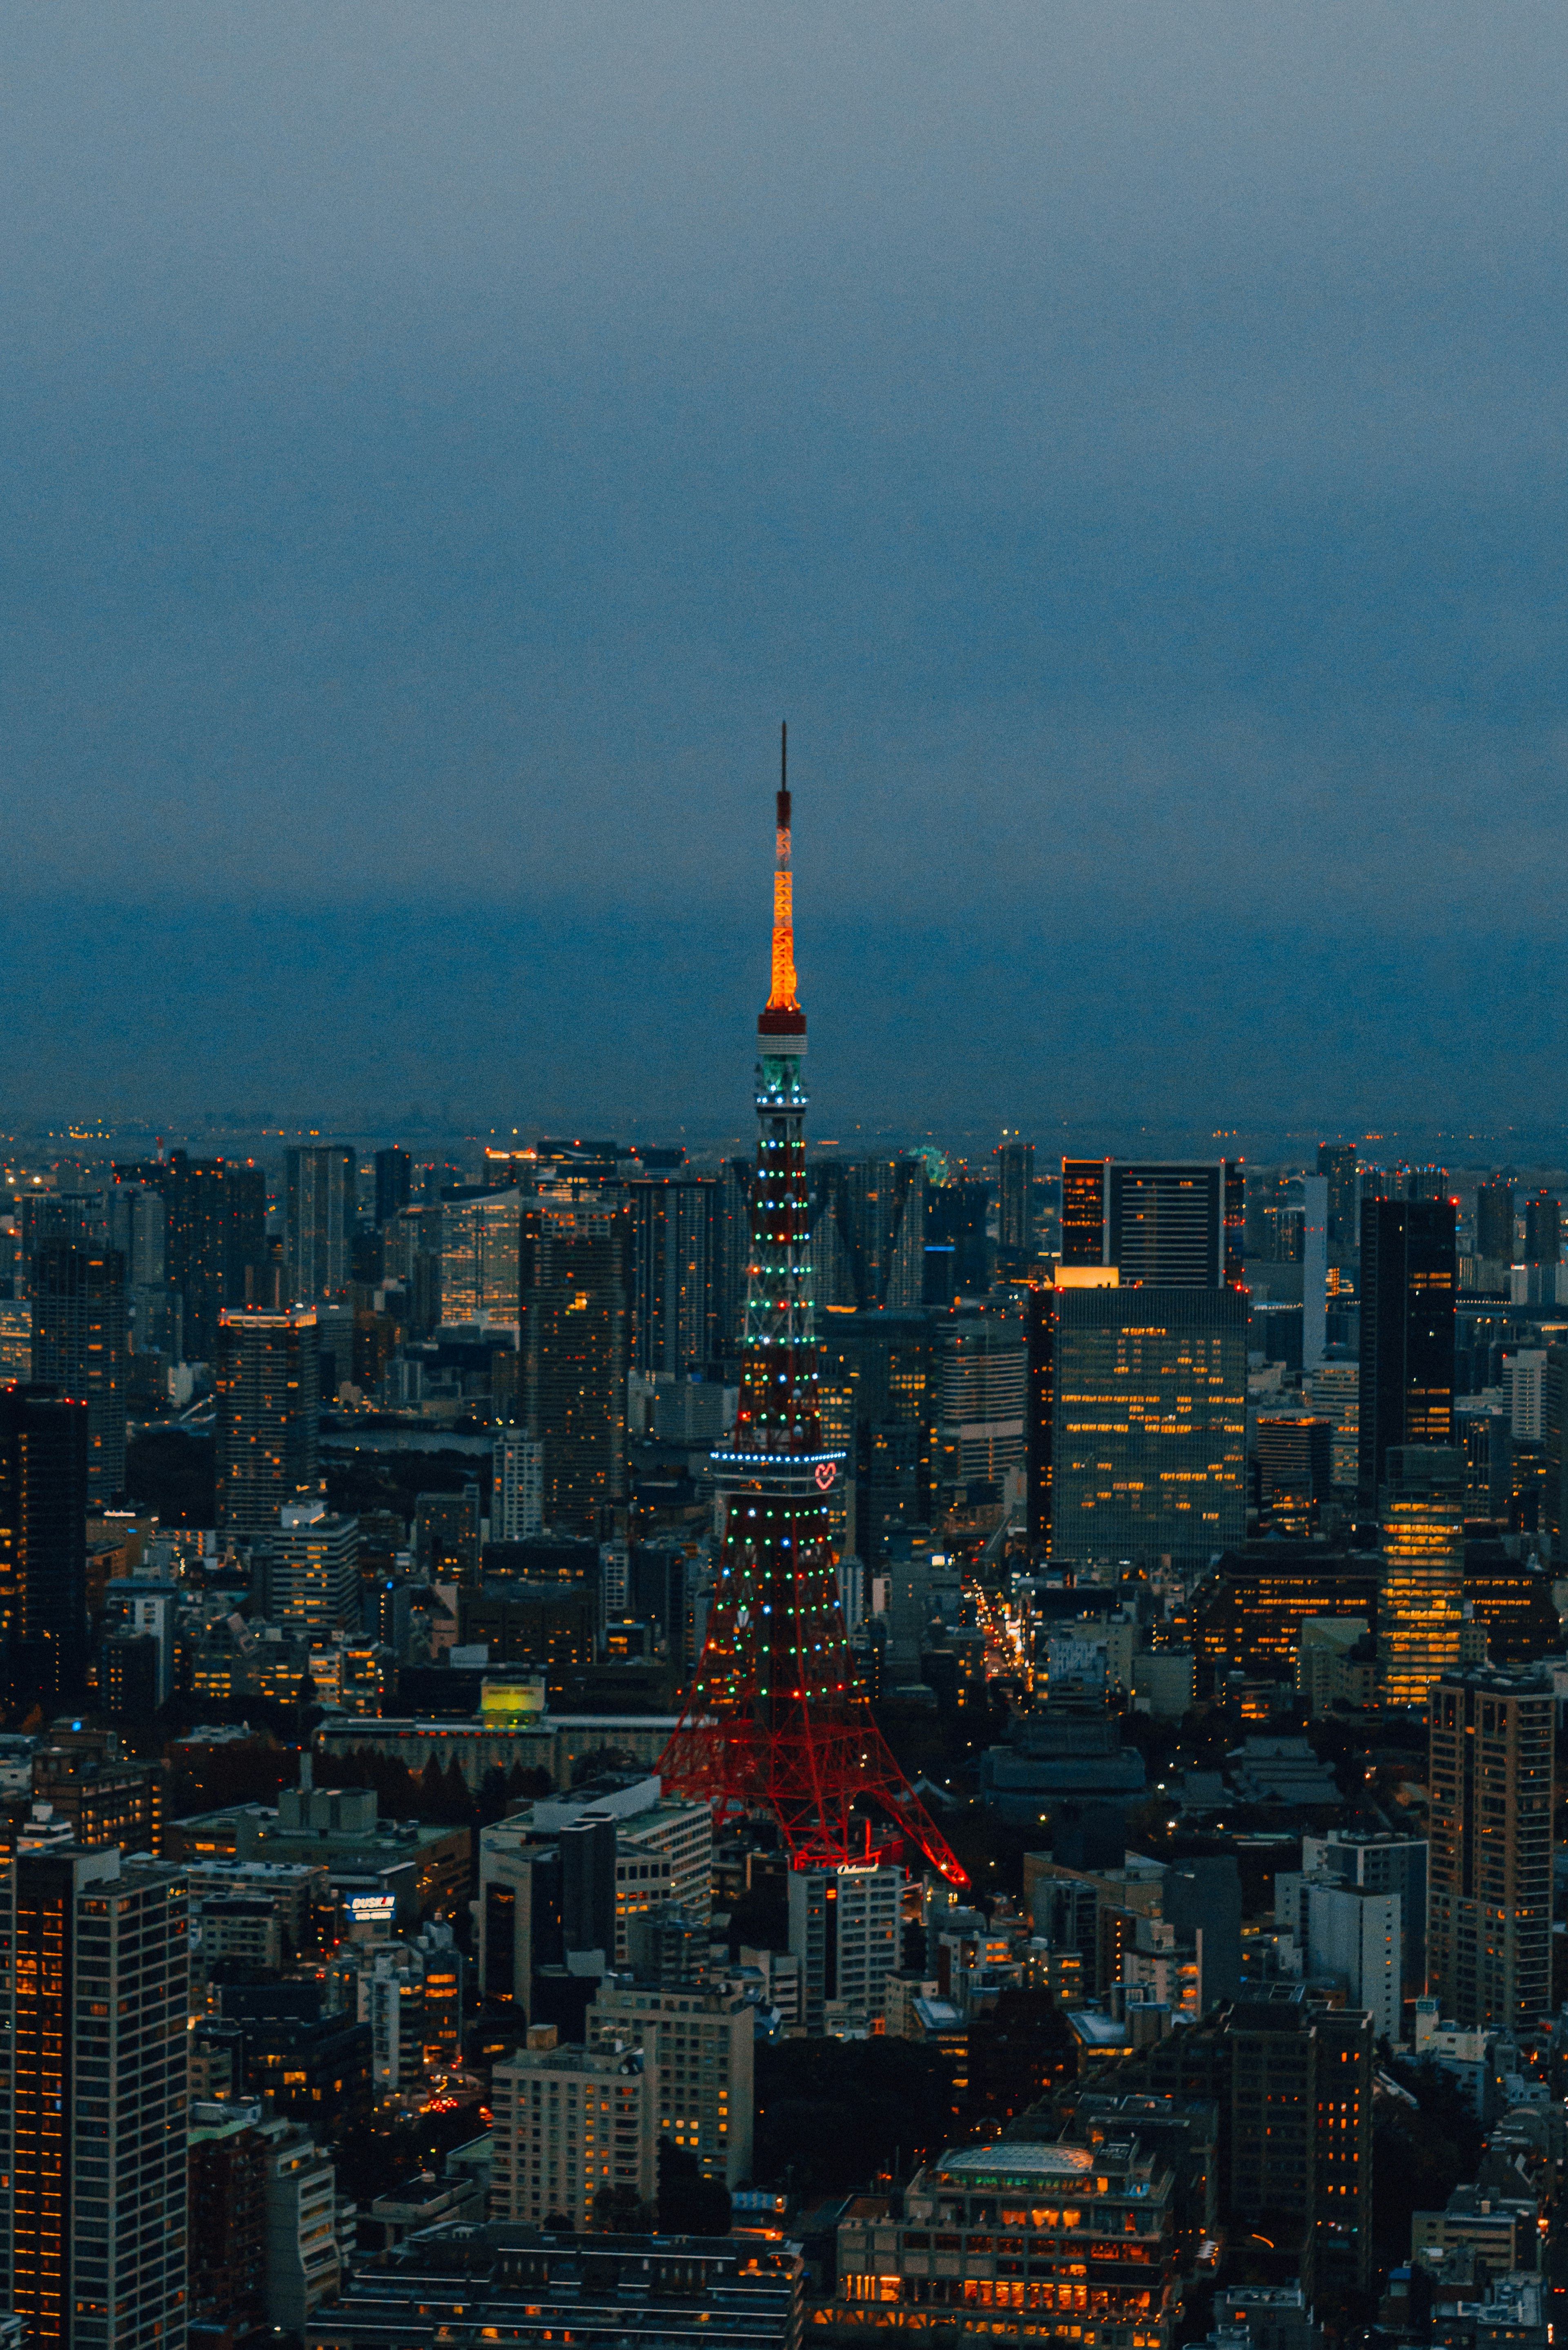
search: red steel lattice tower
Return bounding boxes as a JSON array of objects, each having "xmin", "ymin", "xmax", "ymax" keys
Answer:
[{"xmin": 657, "ymin": 729, "xmax": 968, "ymax": 1886}]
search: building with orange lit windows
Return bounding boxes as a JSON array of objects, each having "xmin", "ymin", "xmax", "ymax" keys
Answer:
[
  {"xmin": 0, "ymin": 1843, "xmax": 189, "ymax": 2350},
  {"xmin": 1428, "ymin": 1664, "xmax": 1554, "ymax": 2035},
  {"xmin": 835, "ymin": 2133, "xmax": 1178, "ymax": 2350},
  {"xmin": 519, "ymin": 1189, "xmax": 628, "ymax": 1536},
  {"xmin": 1377, "ymin": 1445, "xmax": 1466, "ymax": 1707}
]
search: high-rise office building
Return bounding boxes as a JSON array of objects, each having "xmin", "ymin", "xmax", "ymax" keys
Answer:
[
  {"xmin": 493, "ymin": 1431, "xmax": 544, "ymax": 1541},
  {"xmin": 588, "ymin": 1981, "xmax": 754, "ymax": 2186},
  {"xmin": 374, "ymin": 1147, "xmax": 412, "ymax": 1227},
  {"xmin": 1034, "ymin": 1281, "xmax": 1247, "ymax": 1581},
  {"xmin": 925, "ymin": 1178, "xmax": 991, "ymax": 1299},
  {"xmin": 31, "ymin": 1243, "xmax": 127, "ymax": 1514},
  {"xmin": 490, "ymin": 2036, "xmax": 656, "ymax": 2230},
  {"xmin": 715, "ymin": 1158, "xmax": 751, "ymax": 1352},
  {"xmin": 628, "ymin": 1176, "xmax": 719, "ymax": 1374},
  {"xmin": 284, "ymin": 1146, "xmax": 356, "ymax": 1303},
  {"xmin": 817, "ymin": 1309, "xmax": 939, "ymax": 1566},
  {"xmin": 935, "ymin": 1315, "xmax": 1026, "ymax": 1508},
  {"xmin": 1475, "ymin": 1181, "xmax": 1515, "ymax": 1268},
  {"xmin": 1300, "ymin": 1827, "xmax": 1428, "ymax": 1989},
  {"xmin": 214, "ymin": 1308, "xmax": 321, "ymax": 1540},
  {"xmin": 0, "ymin": 1843, "xmax": 190, "ymax": 2350},
  {"xmin": 0, "ymin": 1383, "xmax": 89, "ymax": 1705},
  {"xmin": 1524, "ymin": 1189, "xmax": 1561, "ymax": 1267},
  {"xmin": 995, "ymin": 1139, "xmax": 1035, "ymax": 1263},
  {"xmin": 1060, "ymin": 1159, "xmax": 1238, "ymax": 1287},
  {"xmin": 1428, "ymin": 1664, "xmax": 1554, "ymax": 2034},
  {"xmin": 115, "ymin": 1154, "xmax": 267, "ymax": 1361},
  {"xmin": 788, "ymin": 1864, "xmax": 902, "ymax": 2035},
  {"xmin": 266, "ymin": 1499, "xmax": 360, "ymax": 1631},
  {"xmin": 520, "ymin": 1190, "xmax": 628, "ymax": 1537},
  {"xmin": 440, "ymin": 1188, "xmax": 522, "ymax": 1327},
  {"xmin": 1317, "ymin": 1143, "xmax": 1357, "ymax": 1251},
  {"xmin": 1377, "ymin": 1444, "xmax": 1465, "ymax": 1708},
  {"xmin": 1357, "ymin": 1197, "xmax": 1456, "ymax": 1507}
]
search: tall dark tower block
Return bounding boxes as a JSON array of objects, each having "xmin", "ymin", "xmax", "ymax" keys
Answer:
[
  {"xmin": 659, "ymin": 731, "xmax": 965, "ymax": 1885},
  {"xmin": 1474, "ymin": 1181, "xmax": 1515, "ymax": 1266},
  {"xmin": 1357, "ymin": 1197, "xmax": 1457, "ymax": 1508},
  {"xmin": 0, "ymin": 1383, "xmax": 88, "ymax": 1704},
  {"xmin": 30, "ymin": 1242, "xmax": 128, "ymax": 1512},
  {"xmin": 1317, "ymin": 1143, "xmax": 1357, "ymax": 1249},
  {"xmin": 374, "ymin": 1146, "xmax": 413, "ymax": 1227}
]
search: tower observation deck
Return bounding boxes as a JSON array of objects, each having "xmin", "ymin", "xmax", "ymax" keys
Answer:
[{"xmin": 657, "ymin": 730, "xmax": 968, "ymax": 1886}]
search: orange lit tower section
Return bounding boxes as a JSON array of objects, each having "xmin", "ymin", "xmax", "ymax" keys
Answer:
[{"xmin": 658, "ymin": 729, "xmax": 967, "ymax": 1886}]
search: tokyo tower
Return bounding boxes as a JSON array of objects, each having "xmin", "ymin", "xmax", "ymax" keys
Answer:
[{"xmin": 657, "ymin": 729, "xmax": 969, "ymax": 1887}]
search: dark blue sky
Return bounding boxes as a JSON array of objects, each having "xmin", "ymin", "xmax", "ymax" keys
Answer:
[{"xmin": 4, "ymin": 4, "xmax": 1567, "ymax": 1139}]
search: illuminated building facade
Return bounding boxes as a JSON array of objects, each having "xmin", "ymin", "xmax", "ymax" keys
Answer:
[
  {"xmin": 520, "ymin": 1189, "xmax": 628, "ymax": 1536},
  {"xmin": 439, "ymin": 1187, "xmax": 523, "ymax": 1327},
  {"xmin": 215, "ymin": 1308, "xmax": 320, "ymax": 1540},
  {"xmin": 1038, "ymin": 1284, "xmax": 1246, "ymax": 1582},
  {"xmin": 0, "ymin": 1844, "xmax": 189, "ymax": 2350},
  {"xmin": 490, "ymin": 2038, "xmax": 656, "ymax": 2230},
  {"xmin": 1357, "ymin": 1196, "xmax": 1456, "ymax": 1506},
  {"xmin": 588, "ymin": 1980, "xmax": 754, "ymax": 2185},
  {"xmin": 658, "ymin": 731, "xmax": 964, "ymax": 1884},
  {"xmin": 1190, "ymin": 1548, "xmax": 1378, "ymax": 1691},
  {"xmin": 1059, "ymin": 1161, "xmax": 1241, "ymax": 1288},
  {"xmin": 268, "ymin": 1499, "xmax": 361, "ymax": 1632},
  {"xmin": 1377, "ymin": 1444, "xmax": 1465, "ymax": 1707},
  {"xmin": 1428, "ymin": 1664, "xmax": 1554, "ymax": 2034},
  {"xmin": 1317, "ymin": 1142, "xmax": 1358, "ymax": 1250}
]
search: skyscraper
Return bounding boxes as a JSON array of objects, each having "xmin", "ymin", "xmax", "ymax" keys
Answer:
[
  {"xmin": 493, "ymin": 1430, "xmax": 545, "ymax": 1541},
  {"xmin": 1036, "ymin": 1280, "xmax": 1247, "ymax": 1582},
  {"xmin": 284, "ymin": 1145, "xmax": 356, "ymax": 1302},
  {"xmin": 995, "ymin": 1139, "xmax": 1035, "ymax": 1263},
  {"xmin": 214, "ymin": 1308, "xmax": 321, "ymax": 1540},
  {"xmin": 1316, "ymin": 1142, "xmax": 1357, "ymax": 1250},
  {"xmin": 116, "ymin": 1154, "xmax": 267, "ymax": 1361},
  {"xmin": 1474, "ymin": 1180, "xmax": 1515, "ymax": 1267},
  {"xmin": 628, "ymin": 1175, "xmax": 719, "ymax": 1374},
  {"xmin": 1428, "ymin": 1664, "xmax": 1554, "ymax": 2033},
  {"xmin": 1357, "ymin": 1196, "xmax": 1456, "ymax": 1506},
  {"xmin": 0, "ymin": 1842, "xmax": 190, "ymax": 2350},
  {"xmin": 440, "ymin": 1187, "xmax": 523, "ymax": 1326},
  {"xmin": 374, "ymin": 1146, "xmax": 412, "ymax": 1227},
  {"xmin": 0, "ymin": 1383, "xmax": 89, "ymax": 1705},
  {"xmin": 1524, "ymin": 1189, "xmax": 1561, "ymax": 1267},
  {"xmin": 1376, "ymin": 1444, "xmax": 1465, "ymax": 1707},
  {"xmin": 520, "ymin": 1190, "xmax": 629, "ymax": 1536},
  {"xmin": 1060, "ymin": 1159, "xmax": 1238, "ymax": 1287},
  {"xmin": 30, "ymin": 1242, "xmax": 127, "ymax": 1513}
]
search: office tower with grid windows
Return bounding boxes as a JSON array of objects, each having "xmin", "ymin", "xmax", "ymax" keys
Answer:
[
  {"xmin": 493, "ymin": 1430, "xmax": 545, "ymax": 1540},
  {"xmin": 787, "ymin": 1862, "xmax": 902, "ymax": 2035},
  {"xmin": 284, "ymin": 1146, "xmax": 356, "ymax": 1303},
  {"xmin": 114, "ymin": 1155, "xmax": 267, "ymax": 1361},
  {"xmin": 1428, "ymin": 1664, "xmax": 1554, "ymax": 2034},
  {"xmin": 30, "ymin": 1242, "xmax": 128, "ymax": 1515},
  {"xmin": 995, "ymin": 1139, "xmax": 1035, "ymax": 1264},
  {"xmin": 267, "ymin": 1499, "xmax": 360, "ymax": 1631},
  {"xmin": 1059, "ymin": 1159, "xmax": 1241, "ymax": 1287},
  {"xmin": 214, "ymin": 1308, "xmax": 321, "ymax": 1541},
  {"xmin": 1033, "ymin": 1281, "xmax": 1247, "ymax": 1582},
  {"xmin": 440, "ymin": 1188, "xmax": 523, "ymax": 1327},
  {"xmin": 0, "ymin": 1843, "xmax": 190, "ymax": 2350},
  {"xmin": 1524, "ymin": 1189, "xmax": 1561, "ymax": 1268},
  {"xmin": 1377, "ymin": 1445, "xmax": 1465, "ymax": 1708},
  {"xmin": 1357, "ymin": 1197, "xmax": 1456, "ymax": 1508},
  {"xmin": 628, "ymin": 1176, "xmax": 720, "ymax": 1374}
]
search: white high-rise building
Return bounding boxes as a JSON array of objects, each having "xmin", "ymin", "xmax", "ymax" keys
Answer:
[
  {"xmin": 1502, "ymin": 1349, "xmax": 1548, "ymax": 1442},
  {"xmin": 588, "ymin": 1981, "xmax": 755, "ymax": 2186},
  {"xmin": 493, "ymin": 1431, "xmax": 544, "ymax": 1541},
  {"xmin": 490, "ymin": 2030, "xmax": 656, "ymax": 2227},
  {"xmin": 788, "ymin": 1862, "xmax": 902, "ymax": 2035},
  {"xmin": 0, "ymin": 1846, "xmax": 190, "ymax": 2350},
  {"xmin": 270, "ymin": 1500, "xmax": 360, "ymax": 1630}
]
